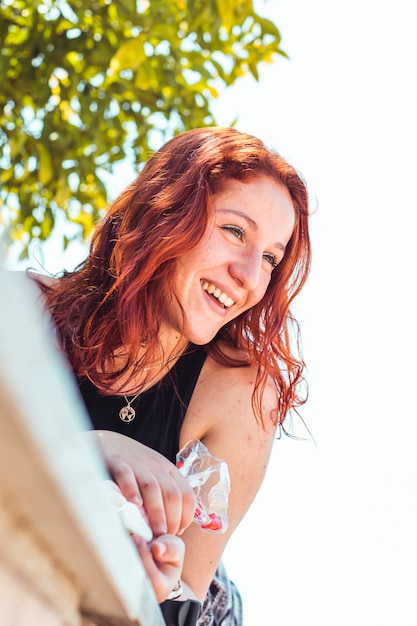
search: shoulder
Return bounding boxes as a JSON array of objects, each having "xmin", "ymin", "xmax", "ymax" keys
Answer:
[
  {"xmin": 181, "ymin": 342, "xmax": 278, "ymax": 444},
  {"xmin": 179, "ymin": 342, "xmax": 278, "ymax": 536},
  {"xmin": 203, "ymin": 341, "xmax": 279, "ymax": 415},
  {"xmin": 26, "ymin": 270, "xmax": 59, "ymax": 290}
]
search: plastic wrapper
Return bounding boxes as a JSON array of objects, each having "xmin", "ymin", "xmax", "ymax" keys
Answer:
[
  {"xmin": 103, "ymin": 440, "xmax": 230, "ymax": 539},
  {"xmin": 176, "ymin": 439, "xmax": 230, "ymax": 533}
]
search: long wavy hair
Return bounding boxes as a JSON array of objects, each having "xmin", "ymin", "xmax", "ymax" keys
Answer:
[{"xmin": 36, "ymin": 127, "xmax": 311, "ymax": 425}]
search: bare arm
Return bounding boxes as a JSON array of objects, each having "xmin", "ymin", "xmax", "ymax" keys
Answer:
[{"xmin": 178, "ymin": 356, "xmax": 278, "ymax": 601}]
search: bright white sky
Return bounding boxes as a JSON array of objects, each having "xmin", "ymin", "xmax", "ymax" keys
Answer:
[
  {"xmin": 4, "ymin": 0, "xmax": 417, "ymax": 624},
  {"xmin": 218, "ymin": 1, "xmax": 417, "ymax": 624}
]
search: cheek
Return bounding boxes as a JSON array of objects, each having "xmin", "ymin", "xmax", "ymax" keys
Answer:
[
  {"xmin": 247, "ymin": 275, "xmax": 271, "ymax": 308},
  {"xmin": 177, "ymin": 239, "xmax": 220, "ymax": 279}
]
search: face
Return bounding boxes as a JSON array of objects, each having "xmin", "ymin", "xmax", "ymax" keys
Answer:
[{"xmin": 165, "ymin": 176, "xmax": 296, "ymax": 346}]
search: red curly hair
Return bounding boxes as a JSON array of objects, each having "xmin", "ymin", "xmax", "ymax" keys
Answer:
[{"xmin": 36, "ymin": 127, "xmax": 311, "ymax": 425}]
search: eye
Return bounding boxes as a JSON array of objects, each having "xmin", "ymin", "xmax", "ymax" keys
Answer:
[
  {"xmin": 263, "ymin": 252, "xmax": 279, "ymax": 269},
  {"xmin": 221, "ymin": 224, "xmax": 246, "ymax": 241}
]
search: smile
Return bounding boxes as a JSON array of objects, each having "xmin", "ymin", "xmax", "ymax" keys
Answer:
[{"xmin": 201, "ymin": 281, "xmax": 235, "ymax": 308}]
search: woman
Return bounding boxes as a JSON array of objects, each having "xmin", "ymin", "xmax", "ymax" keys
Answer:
[{"xmin": 32, "ymin": 126, "xmax": 311, "ymax": 625}]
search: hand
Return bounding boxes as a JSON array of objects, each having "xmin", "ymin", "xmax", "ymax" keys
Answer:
[
  {"xmin": 94, "ymin": 430, "xmax": 196, "ymax": 537},
  {"xmin": 132, "ymin": 534, "xmax": 185, "ymax": 604}
]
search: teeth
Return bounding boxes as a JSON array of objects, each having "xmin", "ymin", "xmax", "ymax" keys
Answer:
[{"xmin": 202, "ymin": 281, "xmax": 235, "ymax": 308}]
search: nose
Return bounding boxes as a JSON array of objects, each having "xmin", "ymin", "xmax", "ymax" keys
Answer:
[{"xmin": 229, "ymin": 250, "xmax": 264, "ymax": 291}]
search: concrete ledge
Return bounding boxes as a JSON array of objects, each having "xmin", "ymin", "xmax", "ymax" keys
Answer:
[{"xmin": 0, "ymin": 271, "xmax": 164, "ymax": 626}]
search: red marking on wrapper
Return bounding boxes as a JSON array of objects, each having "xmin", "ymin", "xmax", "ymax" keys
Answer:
[
  {"xmin": 193, "ymin": 504, "xmax": 202, "ymax": 520},
  {"xmin": 193, "ymin": 504, "xmax": 223, "ymax": 531},
  {"xmin": 201, "ymin": 513, "xmax": 223, "ymax": 531}
]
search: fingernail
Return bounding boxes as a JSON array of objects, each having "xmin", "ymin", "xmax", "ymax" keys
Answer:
[
  {"xmin": 155, "ymin": 524, "xmax": 167, "ymax": 536},
  {"xmin": 156, "ymin": 541, "xmax": 167, "ymax": 556}
]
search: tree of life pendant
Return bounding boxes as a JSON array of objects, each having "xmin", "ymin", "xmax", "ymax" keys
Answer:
[{"xmin": 119, "ymin": 404, "xmax": 135, "ymax": 422}]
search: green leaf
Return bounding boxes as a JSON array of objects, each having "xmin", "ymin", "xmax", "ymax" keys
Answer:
[
  {"xmin": 5, "ymin": 26, "xmax": 30, "ymax": 46},
  {"xmin": 0, "ymin": 0, "xmax": 287, "ymax": 254},
  {"xmin": 40, "ymin": 207, "xmax": 54, "ymax": 239},
  {"xmin": 257, "ymin": 16, "xmax": 281, "ymax": 39},
  {"xmin": 37, "ymin": 144, "xmax": 54, "ymax": 185},
  {"xmin": 110, "ymin": 38, "xmax": 146, "ymax": 73}
]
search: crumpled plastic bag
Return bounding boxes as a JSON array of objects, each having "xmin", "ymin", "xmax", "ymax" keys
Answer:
[{"xmin": 176, "ymin": 439, "xmax": 230, "ymax": 533}]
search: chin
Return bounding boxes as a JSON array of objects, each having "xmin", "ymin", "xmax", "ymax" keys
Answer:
[{"xmin": 183, "ymin": 325, "xmax": 219, "ymax": 346}]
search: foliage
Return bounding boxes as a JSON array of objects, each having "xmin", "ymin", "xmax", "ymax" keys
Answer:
[{"xmin": 0, "ymin": 0, "xmax": 287, "ymax": 257}]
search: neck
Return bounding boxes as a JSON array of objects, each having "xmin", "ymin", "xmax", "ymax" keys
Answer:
[
  {"xmin": 139, "ymin": 331, "xmax": 189, "ymax": 366},
  {"xmin": 112, "ymin": 339, "xmax": 190, "ymax": 396},
  {"xmin": 139, "ymin": 349, "xmax": 185, "ymax": 371}
]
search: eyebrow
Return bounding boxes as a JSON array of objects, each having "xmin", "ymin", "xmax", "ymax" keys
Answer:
[{"xmin": 217, "ymin": 208, "xmax": 287, "ymax": 252}]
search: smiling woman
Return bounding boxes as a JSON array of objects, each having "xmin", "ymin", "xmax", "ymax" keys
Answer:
[
  {"xmin": 28, "ymin": 127, "xmax": 312, "ymax": 626},
  {"xmin": 172, "ymin": 177, "xmax": 296, "ymax": 346}
]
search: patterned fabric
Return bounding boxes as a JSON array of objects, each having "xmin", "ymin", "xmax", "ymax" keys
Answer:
[{"xmin": 198, "ymin": 562, "xmax": 243, "ymax": 626}]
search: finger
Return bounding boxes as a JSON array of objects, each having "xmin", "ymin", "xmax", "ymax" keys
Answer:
[
  {"xmin": 132, "ymin": 535, "xmax": 181, "ymax": 604},
  {"xmin": 150, "ymin": 535, "xmax": 185, "ymax": 568},
  {"xmin": 153, "ymin": 468, "xmax": 195, "ymax": 536},
  {"xmin": 147, "ymin": 464, "xmax": 195, "ymax": 536},
  {"xmin": 164, "ymin": 470, "xmax": 196, "ymax": 535},
  {"xmin": 137, "ymin": 473, "xmax": 168, "ymax": 536},
  {"xmin": 110, "ymin": 459, "xmax": 144, "ymax": 509},
  {"xmin": 133, "ymin": 536, "xmax": 166, "ymax": 603}
]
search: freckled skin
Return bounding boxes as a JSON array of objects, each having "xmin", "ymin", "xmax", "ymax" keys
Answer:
[{"xmin": 162, "ymin": 176, "xmax": 295, "ymax": 349}]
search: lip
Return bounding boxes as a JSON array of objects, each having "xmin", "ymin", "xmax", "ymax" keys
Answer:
[
  {"xmin": 200, "ymin": 279, "xmax": 237, "ymax": 313},
  {"xmin": 202, "ymin": 290, "xmax": 232, "ymax": 318}
]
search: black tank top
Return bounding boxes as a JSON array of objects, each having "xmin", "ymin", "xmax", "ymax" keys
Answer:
[{"xmin": 78, "ymin": 345, "xmax": 207, "ymax": 463}]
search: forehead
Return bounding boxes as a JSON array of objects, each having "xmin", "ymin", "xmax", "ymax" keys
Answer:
[
  {"xmin": 212, "ymin": 174, "xmax": 291, "ymax": 198},
  {"xmin": 211, "ymin": 176, "xmax": 294, "ymax": 217},
  {"xmin": 209, "ymin": 176, "xmax": 296, "ymax": 245}
]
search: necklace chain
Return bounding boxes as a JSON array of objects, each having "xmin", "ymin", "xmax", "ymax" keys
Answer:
[
  {"xmin": 118, "ymin": 351, "xmax": 183, "ymax": 422},
  {"xmin": 140, "ymin": 351, "xmax": 183, "ymax": 371}
]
